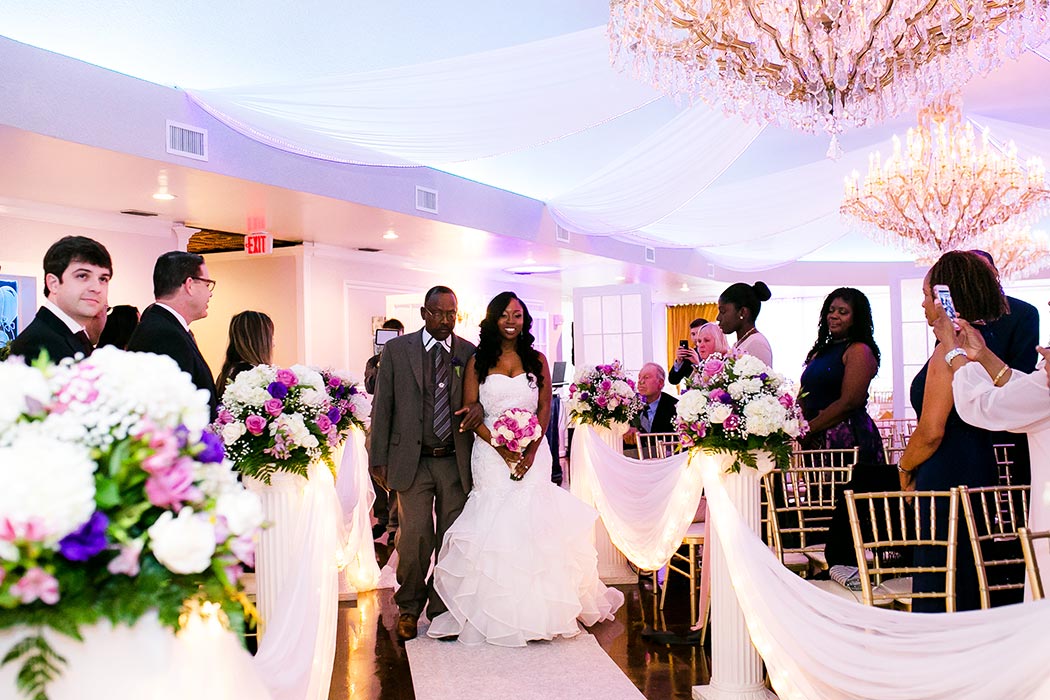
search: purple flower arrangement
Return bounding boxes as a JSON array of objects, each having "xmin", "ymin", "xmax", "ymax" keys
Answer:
[
  {"xmin": 676, "ymin": 351, "xmax": 807, "ymax": 472},
  {"xmin": 566, "ymin": 360, "xmax": 645, "ymax": 428},
  {"xmin": 0, "ymin": 347, "xmax": 263, "ymax": 698},
  {"xmin": 214, "ymin": 364, "xmax": 370, "ymax": 483}
]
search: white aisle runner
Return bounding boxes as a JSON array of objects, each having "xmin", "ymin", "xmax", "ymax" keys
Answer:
[{"xmin": 406, "ymin": 631, "xmax": 644, "ymax": 700}]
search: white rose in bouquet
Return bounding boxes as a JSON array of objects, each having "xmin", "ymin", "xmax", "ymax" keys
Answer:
[
  {"xmin": 216, "ymin": 491, "xmax": 264, "ymax": 536},
  {"xmin": 148, "ymin": 508, "xmax": 217, "ymax": 574},
  {"xmin": 708, "ymin": 404, "xmax": 733, "ymax": 424},
  {"xmin": 0, "ymin": 429, "xmax": 97, "ymax": 545},
  {"xmin": 299, "ymin": 388, "xmax": 328, "ymax": 407},
  {"xmin": 290, "ymin": 365, "xmax": 325, "ymax": 391},
  {"xmin": 221, "ymin": 421, "xmax": 247, "ymax": 445},
  {"xmin": 0, "ymin": 360, "xmax": 50, "ymax": 433}
]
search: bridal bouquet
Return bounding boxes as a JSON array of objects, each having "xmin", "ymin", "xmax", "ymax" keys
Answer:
[
  {"xmin": 0, "ymin": 348, "xmax": 262, "ymax": 700},
  {"xmin": 676, "ymin": 351, "xmax": 806, "ymax": 472},
  {"xmin": 567, "ymin": 360, "xmax": 644, "ymax": 428},
  {"xmin": 490, "ymin": 408, "xmax": 543, "ymax": 481},
  {"xmin": 215, "ymin": 365, "xmax": 368, "ymax": 483}
]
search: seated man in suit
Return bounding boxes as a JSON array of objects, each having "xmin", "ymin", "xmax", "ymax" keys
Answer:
[
  {"xmin": 668, "ymin": 318, "xmax": 708, "ymax": 385},
  {"xmin": 624, "ymin": 362, "xmax": 679, "ymax": 459},
  {"xmin": 9, "ymin": 235, "xmax": 112, "ymax": 363},
  {"xmin": 127, "ymin": 251, "xmax": 219, "ymax": 417}
]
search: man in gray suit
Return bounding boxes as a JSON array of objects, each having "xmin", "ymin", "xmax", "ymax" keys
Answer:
[{"xmin": 369, "ymin": 286, "xmax": 483, "ymax": 640}]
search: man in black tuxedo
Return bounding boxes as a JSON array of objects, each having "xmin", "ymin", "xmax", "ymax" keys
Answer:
[
  {"xmin": 9, "ymin": 236, "xmax": 111, "ymax": 363},
  {"xmin": 127, "ymin": 251, "xmax": 218, "ymax": 417},
  {"xmin": 668, "ymin": 317, "xmax": 708, "ymax": 385},
  {"xmin": 624, "ymin": 362, "xmax": 679, "ymax": 458}
]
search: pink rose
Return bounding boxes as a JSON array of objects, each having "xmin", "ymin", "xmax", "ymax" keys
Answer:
[
  {"xmin": 145, "ymin": 458, "xmax": 203, "ymax": 511},
  {"xmin": 778, "ymin": 393, "xmax": 794, "ymax": 409},
  {"xmin": 264, "ymin": 398, "xmax": 284, "ymax": 417},
  {"xmin": 1, "ymin": 517, "xmax": 47, "ymax": 543},
  {"xmin": 245, "ymin": 415, "xmax": 267, "ymax": 436},
  {"xmin": 316, "ymin": 415, "xmax": 333, "ymax": 432},
  {"xmin": 276, "ymin": 369, "xmax": 298, "ymax": 387},
  {"xmin": 703, "ymin": 357, "xmax": 725, "ymax": 376},
  {"xmin": 596, "ymin": 395, "xmax": 608, "ymax": 407},
  {"xmin": 600, "ymin": 379, "xmax": 612, "ymax": 391},
  {"xmin": 142, "ymin": 445, "xmax": 178, "ymax": 474},
  {"xmin": 225, "ymin": 562, "xmax": 245, "ymax": 586},
  {"xmin": 216, "ymin": 409, "xmax": 235, "ymax": 425},
  {"xmin": 11, "ymin": 568, "xmax": 59, "ymax": 605},
  {"xmin": 107, "ymin": 540, "xmax": 143, "ymax": 577},
  {"xmin": 230, "ymin": 533, "xmax": 256, "ymax": 568}
]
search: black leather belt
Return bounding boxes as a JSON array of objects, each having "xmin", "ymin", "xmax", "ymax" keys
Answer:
[{"xmin": 422, "ymin": 445, "xmax": 455, "ymax": 458}]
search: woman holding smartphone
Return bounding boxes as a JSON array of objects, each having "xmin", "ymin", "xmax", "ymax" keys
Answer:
[{"xmin": 898, "ymin": 251, "xmax": 1006, "ymax": 611}]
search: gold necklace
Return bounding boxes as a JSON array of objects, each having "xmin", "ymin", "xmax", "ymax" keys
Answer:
[{"xmin": 735, "ymin": 327, "xmax": 758, "ymax": 346}]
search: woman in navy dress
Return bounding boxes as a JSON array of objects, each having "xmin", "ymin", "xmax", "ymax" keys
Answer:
[
  {"xmin": 799, "ymin": 287, "xmax": 885, "ymax": 466},
  {"xmin": 898, "ymin": 252, "xmax": 1005, "ymax": 612}
]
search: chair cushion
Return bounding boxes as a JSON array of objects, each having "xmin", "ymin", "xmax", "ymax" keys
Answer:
[{"xmin": 873, "ymin": 576, "xmax": 912, "ymax": 606}]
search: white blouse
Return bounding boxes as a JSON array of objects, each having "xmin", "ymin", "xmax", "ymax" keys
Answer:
[{"xmin": 737, "ymin": 330, "xmax": 773, "ymax": 368}]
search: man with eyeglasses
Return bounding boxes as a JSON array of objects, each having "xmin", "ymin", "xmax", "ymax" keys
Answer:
[
  {"xmin": 128, "ymin": 251, "xmax": 219, "ymax": 417},
  {"xmin": 369, "ymin": 285, "xmax": 484, "ymax": 640}
]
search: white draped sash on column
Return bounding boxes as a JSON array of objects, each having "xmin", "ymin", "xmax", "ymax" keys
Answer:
[
  {"xmin": 334, "ymin": 427, "xmax": 381, "ymax": 596},
  {"xmin": 244, "ymin": 461, "xmax": 340, "ymax": 700},
  {"xmin": 570, "ymin": 423, "xmax": 637, "ymax": 584},
  {"xmin": 695, "ymin": 452, "xmax": 777, "ymax": 700}
]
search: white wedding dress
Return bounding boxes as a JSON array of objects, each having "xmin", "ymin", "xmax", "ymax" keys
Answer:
[{"xmin": 428, "ymin": 373, "xmax": 624, "ymax": 646}]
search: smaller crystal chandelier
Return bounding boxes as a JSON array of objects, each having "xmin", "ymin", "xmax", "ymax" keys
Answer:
[
  {"xmin": 916, "ymin": 226, "xmax": 1050, "ymax": 280},
  {"xmin": 841, "ymin": 94, "xmax": 1050, "ymax": 254}
]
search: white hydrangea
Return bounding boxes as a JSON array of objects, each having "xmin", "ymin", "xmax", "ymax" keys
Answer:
[
  {"xmin": 727, "ymin": 381, "xmax": 745, "ymax": 401},
  {"xmin": 612, "ymin": 380, "xmax": 633, "ymax": 398},
  {"xmin": 223, "ymin": 366, "xmax": 276, "ymax": 407},
  {"xmin": 783, "ymin": 418, "xmax": 802, "ymax": 438},
  {"xmin": 676, "ymin": 390, "xmax": 709, "ymax": 422},
  {"xmin": 195, "ymin": 459, "xmax": 241, "ymax": 498},
  {"xmin": 272, "ymin": 413, "xmax": 318, "ymax": 449},
  {"xmin": 0, "ymin": 359, "xmax": 51, "ymax": 438},
  {"xmin": 290, "ymin": 365, "xmax": 325, "ymax": 391},
  {"xmin": 742, "ymin": 395, "xmax": 788, "ymax": 437},
  {"xmin": 148, "ymin": 508, "xmax": 216, "ymax": 575},
  {"xmin": 299, "ymin": 388, "xmax": 328, "ymax": 407},
  {"xmin": 0, "ymin": 428, "xmax": 97, "ymax": 545},
  {"xmin": 733, "ymin": 354, "xmax": 770, "ymax": 378},
  {"xmin": 45, "ymin": 348, "xmax": 210, "ymax": 447}
]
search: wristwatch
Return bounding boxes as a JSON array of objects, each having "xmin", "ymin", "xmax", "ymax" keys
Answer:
[{"xmin": 944, "ymin": 347, "xmax": 967, "ymax": 368}]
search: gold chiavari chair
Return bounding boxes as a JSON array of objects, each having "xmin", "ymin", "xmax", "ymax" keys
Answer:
[
  {"xmin": 874, "ymin": 418, "xmax": 917, "ymax": 450},
  {"xmin": 846, "ymin": 489, "xmax": 960, "ymax": 611},
  {"xmin": 763, "ymin": 447, "xmax": 859, "ymax": 576},
  {"xmin": 993, "ymin": 444, "xmax": 1016, "ymax": 487},
  {"xmin": 959, "ymin": 484, "xmax": 1030, "ymax": 608},
  {"xmin": 636, "ymin": 432, "xmax": 682, "ymax": 461},
  {"xmin": 1019, "ymin": 528, "xmax": 1050, "ymax": 601}
]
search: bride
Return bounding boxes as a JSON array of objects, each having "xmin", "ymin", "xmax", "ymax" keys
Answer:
[{"xmin": 427, "ymin": 291, "xmax": 624, "ymax": 646}]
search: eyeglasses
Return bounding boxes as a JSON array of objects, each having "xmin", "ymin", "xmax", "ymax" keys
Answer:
[
  {"xmin": 423, "ymin": 307, "xmax": 458, "ymax": 322},
  {"xmin": 192, "ymin": 277, "xmax": 217, "ymax": 292}
]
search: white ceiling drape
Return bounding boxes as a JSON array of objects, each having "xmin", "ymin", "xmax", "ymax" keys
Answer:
[{"xmin": 187, "ymin": 27, "xmax": 1050, "ymax": 270}]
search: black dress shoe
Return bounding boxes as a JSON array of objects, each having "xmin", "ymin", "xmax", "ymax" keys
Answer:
[{"xmin": 396, "ymin": 613, "xmax": 418, "ymax": 640}]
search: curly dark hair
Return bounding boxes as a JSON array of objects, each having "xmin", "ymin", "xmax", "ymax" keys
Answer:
[
  {"xmin": 805, "ymin": 287, "xmax": 881, "ymax": 368},
  {"xmin": 928, "ymin": 251, "xmax": 1007, "ymax": 323},
  {"xmin": 474, "ymin": 291, "xmax": 544, "ymax": 390}
]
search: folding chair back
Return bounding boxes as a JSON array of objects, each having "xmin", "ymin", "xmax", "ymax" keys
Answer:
[
  {"xmin": 1018, "ymin": 528, "xmax": 1050, "ymax": 601},
  {"xmin": 959, "ymin": 484, "xmax": 1030, "ymax": 608}
]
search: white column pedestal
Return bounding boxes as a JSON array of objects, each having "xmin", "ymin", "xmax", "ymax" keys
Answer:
[
  {"xmin": 592, "ymin": 424, "xmax": 638, "ymax": 585},
  {"xmin": 694, "ymin": 456, "xmax": 777, "ymax": 700},
  {"xmin": 244, "ymin": 471, "xmax": 307, "ymax": 640}
]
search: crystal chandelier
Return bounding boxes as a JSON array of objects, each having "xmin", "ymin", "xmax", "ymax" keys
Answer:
[
  {"xmin": 840, "ymin": 94, "xmax": 1050, "ymax": 253},
  {"xmin": 918, "ymin": 226, "xmax": 1050, "ymax": 280},
  {"xmin": 608, "ymin": 0, "xmax": 1050, "ymax": 135}
]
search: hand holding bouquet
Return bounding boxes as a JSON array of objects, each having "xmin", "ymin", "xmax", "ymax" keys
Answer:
[{"xmin": 489, "ymin": 408, "xmax": 543, "ymax": 481}]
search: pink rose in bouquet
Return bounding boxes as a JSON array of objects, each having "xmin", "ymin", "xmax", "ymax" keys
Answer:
[{"xmin": 489, "ymin": 408, "xmax": 543, "ymax": 480}]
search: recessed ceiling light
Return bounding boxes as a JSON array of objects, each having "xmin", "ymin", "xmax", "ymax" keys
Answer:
[
  {"xmin": 152, "ymin": 191, "xmax": 176, "ymax": 201},
  {"xmin": 383, "ymin": 229, "xmax": 398, "ymax": 240},
  {"xmin": 152, "ymin": 171, "xmax": 176, "ymax": 201},
  {"xmin": 504, "ymin": 264, "xmax": 562, "ymax": 275},
  {"xmin": 680, "ymin": 283, "xmax": 690, "ymax": 292},
  {"xmin": 615, "ymin": 275, "xmax": 627, "ymax": 282}
]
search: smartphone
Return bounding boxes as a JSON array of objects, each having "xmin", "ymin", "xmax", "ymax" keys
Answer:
[
  {"xmin": 679, "ymin": 340, "xmax": 689, "ymax": 349},
  {"xmin": 933, "ymin": 284, "xmax": 958, "ymax": 321}
]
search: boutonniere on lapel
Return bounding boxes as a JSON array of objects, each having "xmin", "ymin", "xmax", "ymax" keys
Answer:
[{"xmin": 451, "ymin": 355, "xmax": 464, "ymax": 379}]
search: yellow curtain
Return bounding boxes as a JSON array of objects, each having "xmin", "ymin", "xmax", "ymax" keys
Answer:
[{"xmin": 666, "ymin": 303, "xmax": 719, "ymax": 369}]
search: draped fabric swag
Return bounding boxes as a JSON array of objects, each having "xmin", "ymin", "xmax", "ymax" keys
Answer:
[{"xmin": 570, "ymin": 428, "xmax": 1050, "ymax": 699}]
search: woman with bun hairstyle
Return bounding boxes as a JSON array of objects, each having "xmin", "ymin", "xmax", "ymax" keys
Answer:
[{"xmin": 716, "ymin": 281, "xmax": 773, "ymax": 366}]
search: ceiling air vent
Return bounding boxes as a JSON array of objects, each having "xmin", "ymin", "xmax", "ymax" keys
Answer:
[
  {"xmin": 644, "ymin": 246, "xmax": 656, "ymax": 263},
  {"xmin": 555, "ymin": 225, "xmax": 571, "ymax": 243},
  {"xmin": 415, "ymin": 186, "xmax": 438, "ymax": 214},
  {"xmin": 356, "ymin": 247, "xmax": 382, "ymax": 253},
  {"xmin": 120, "ymin": 209, "xmax": 160, "ymax": 217},
  {"xmin": 166, "ymin": 120, "xmax": 208, "ymax": 161}
]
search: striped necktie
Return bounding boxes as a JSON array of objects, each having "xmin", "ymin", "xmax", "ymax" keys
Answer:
[{"xmin": 432, "ymin": 344, "xmax": 452, "ymax": 442}]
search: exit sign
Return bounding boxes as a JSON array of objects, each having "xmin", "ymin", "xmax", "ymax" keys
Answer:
[{"xmin": 245, "ymin": 232, "xmax": 273, "ymax": 255}]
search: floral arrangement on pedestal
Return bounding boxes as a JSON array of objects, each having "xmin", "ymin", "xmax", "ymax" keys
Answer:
[
  {"xmin": 489, "ymin": 408, "xmax": 543, "ymax": 481},
  {"xmin": 567, "ymin": 361, "xmax": 645, "ymax": 428},
  {"xmin": 0, "ymin": 348, "xmax": 263, "ymax": 699},
  {"xmin": 214, "ymin": 365, "xmax": 370, "ymax": 483},
  {"xmin": 676, "ymin": 351, "xmax": 807, "ymax": 472}
]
